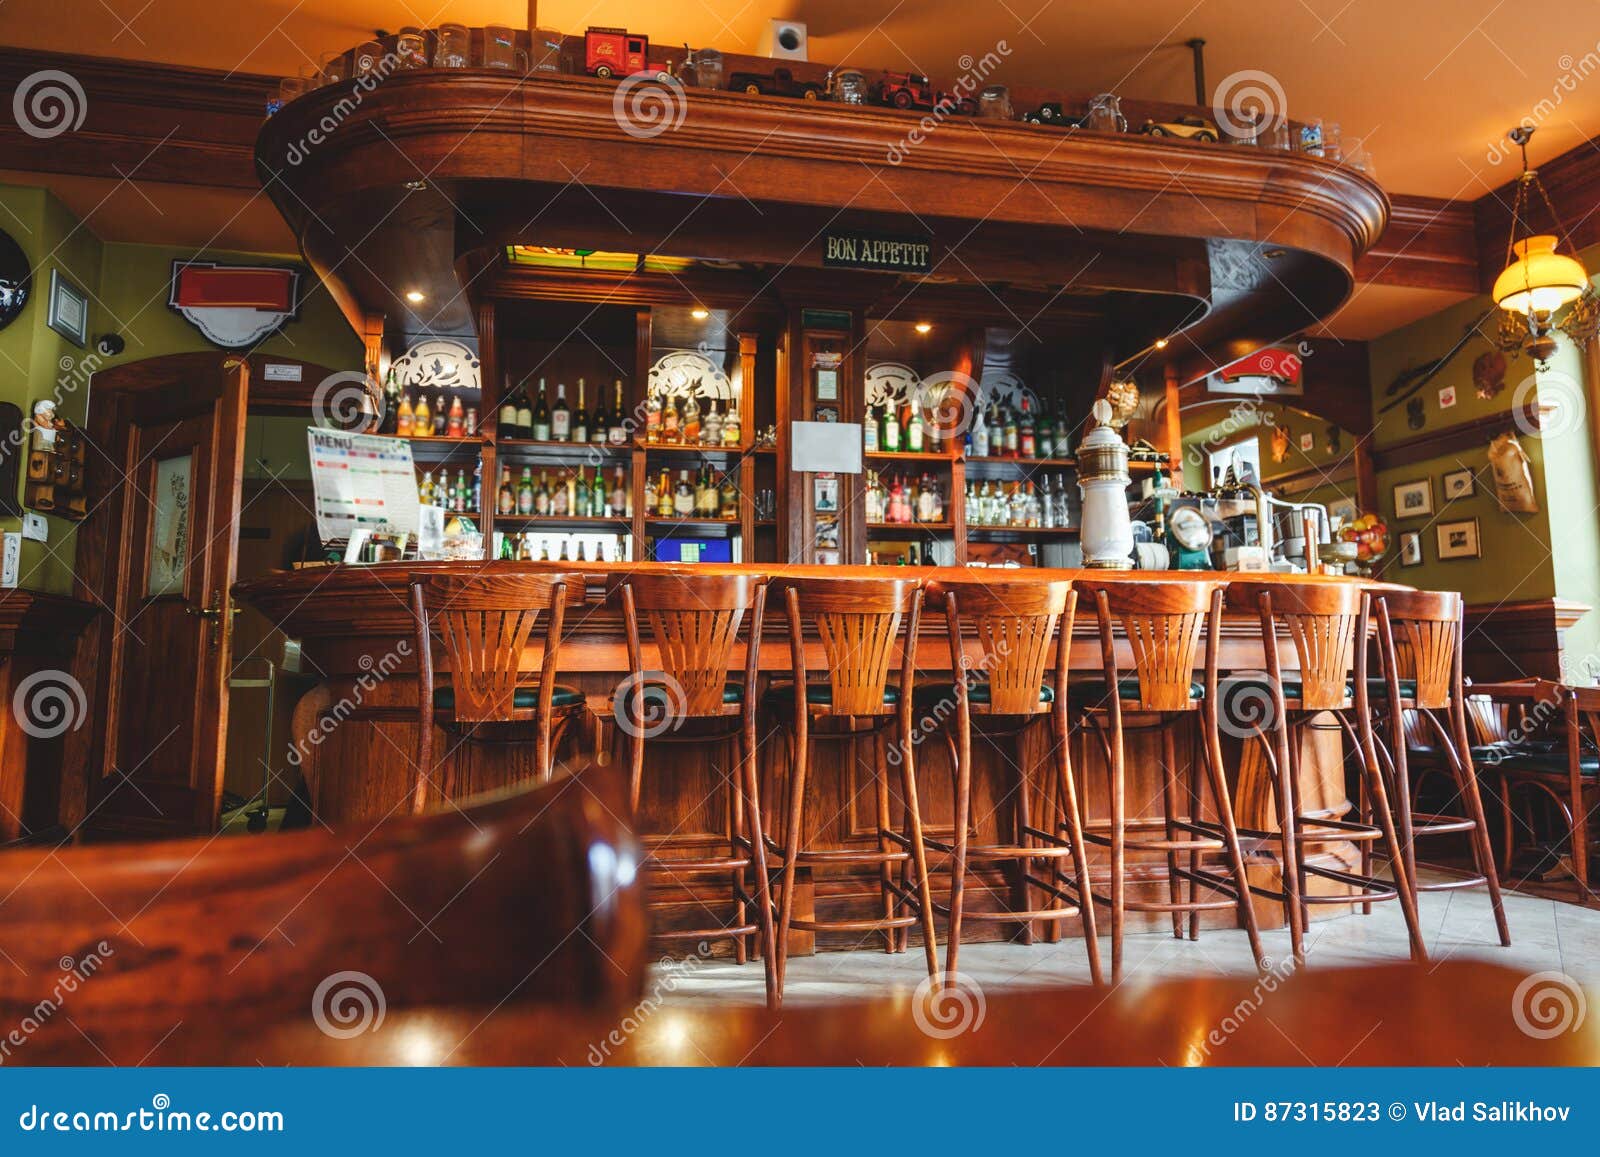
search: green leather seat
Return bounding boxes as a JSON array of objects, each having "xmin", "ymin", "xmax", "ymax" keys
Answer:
[
  {"xmin": 433, "ymin": 684, "xmax": 584, "ymax": 712},
  {"xmin": 1069, "ymin": 675, "xmax": 1205, "ymax": 703},
  {"xmin": 1217, "ymin": 676, "xmax": 1417, "ymax": 701},
  {"xmin": 912, "ymin": 681, "xmax": 1053, "ymax": 707},
  {"xmin": 761, "ymin": 683, "xmax": 900, "ymax": 710},
  {"xmin": 1479, "ymin": 748, "xmax": 1600, "ymax": 776}
]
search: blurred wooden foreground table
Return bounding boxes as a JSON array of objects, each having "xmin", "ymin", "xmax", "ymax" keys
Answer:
[{"xmin": 168, "ymin": 961, "xmax": 1593, "ymax": 1066}]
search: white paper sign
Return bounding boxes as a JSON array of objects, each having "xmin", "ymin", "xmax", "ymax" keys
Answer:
[
  {"xmin": 791, "ymin": 421, "xmax": 862, "ymax": 474},
  {"xmin": 307, "ymin": 429, "xmax": 422, "ymax": 542}
]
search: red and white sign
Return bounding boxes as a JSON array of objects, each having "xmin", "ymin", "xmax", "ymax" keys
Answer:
[
  {"xmin": 169, "ymin": 261, "xmax": 300, "ymax": 349},
  {"xmin": 1206, "ymin": 345, "xmax": 1305, "ymax": 396}
]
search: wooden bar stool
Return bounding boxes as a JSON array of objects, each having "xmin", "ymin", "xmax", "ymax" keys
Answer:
[
  {"xmin": 1366, "ymin": 589, "xmax": 1510, "ymax": 945},
  {"xmin": 619, "ymin": 570, "xmax": 778, "ymax": 1006},
  {"xmin": 915, "ymin": 578, "xmax": 1102, "ymax": 984},
  {"xmin": 761, "ymin": 575, "xmax": 940, "ymax": 1004},
  {"xmin": 1223, "ymin": 580, "xmax": 1427, "ymax": 966},
  {"xmin": 1070, "ymin": 579, "xmax": 1265, "ymax": 982},
  {"xmin": 409, "ymin": 570, "xmax": 589, "ymax": 814}
]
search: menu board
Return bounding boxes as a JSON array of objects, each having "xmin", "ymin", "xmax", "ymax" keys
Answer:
[{"xmin": 307, "ymin": 429, "xmax": 421, "ymax": 542}]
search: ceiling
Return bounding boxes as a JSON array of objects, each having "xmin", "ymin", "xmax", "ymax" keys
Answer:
[{"xmin": 5, "ymin": 0, "xmax": 1594, "ymax": 338}]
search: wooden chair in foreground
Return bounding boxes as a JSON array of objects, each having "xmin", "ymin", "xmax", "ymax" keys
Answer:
[
  {"xmin": 0, "ymin": 764, "xmax": 648, "ymax": 1066},
  {"xmin": 1223, "ymin": 581, "xmax": 1426, "ymax": 965},
  {"xmin": 1071, "ymin": 578, "xmax": 1264, "ymax": 982},
  {"xmin": 915, "ymin": 578, "xmax": 1101, "ymax": 983},
  {"xmin": 761, "ymin": 575, "xmax": 940, "ymax": 1003},
  {"xmin": 1366, "ymin": 589, "xmax": 1510, "ymax": 943},
  {"xmin": 410, "ymin": 570, "xmax": 589, "ymax": 814},
  {"xmin": 619, "ymin": 570, "xmax": 777, "ymax": 1007}
]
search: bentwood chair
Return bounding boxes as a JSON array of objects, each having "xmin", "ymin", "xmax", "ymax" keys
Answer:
[
  {"xmin": 914, "ymin": 578, "xmax": 1102, "ymax": 983},
  {"xmin": 1070, "ymin": 579, "xmax": 1265, "ymax": 983},
  {"xmin": 409, "ymin": 570, "xmax": 588, "ymax": 814},
  {"xmin": 1223, "ymin": 580, "xmax": 1427, "ymax": 965},
  {"xmin": 761, "ymin": 575, "xmax": 940, "ymax": 1003},
  {"xmin": 619, "ymin": 570, "xmax": 778, "ymax": 1006},
  {"xmin": 1366, "ymin": 589, "xmax": 1510, "ymax": 944}
]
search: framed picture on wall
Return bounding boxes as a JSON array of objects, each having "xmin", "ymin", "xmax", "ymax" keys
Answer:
[
  {"xmin": 1442, "ymin": 468, "xmax": 1475, "ymax": 500},
  {"xmin": 45, "ymin": 268, "xmax": 89, "ymax": 348},
  {"xmin": 1393, "ymin": 478, "xmax": 1433, "ymax": 519},
  {"xmin": 1436, "ymin": 518, "xmax": 1481, "ymax": 560},
  {"xmin": 1399, "ymin": 530, "xmax": 1423, "ymax": 567}
]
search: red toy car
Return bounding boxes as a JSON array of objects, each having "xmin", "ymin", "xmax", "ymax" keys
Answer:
[
  {"xmin": 873, "ymin": 71, "xmax": 976, "ymax": 115},
  {"xmin": 584, "ymin": 27, "xmax": 668, "ymax": 80}
]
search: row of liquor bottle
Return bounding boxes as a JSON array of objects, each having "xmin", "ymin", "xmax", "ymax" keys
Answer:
[
  {"xmin": 496, "ymin": 465, "xmax": 631, "ymax": 519},
  {"xmin": 497, "ymin": 377, "xmax": 635, "ymax": 445},
  {"xmin": 864, "ymin": 471, "xmax": 946, "ymax": 525},
  {"xmin": 860, "ymin": 394, "xmax": 1080, "ymax": 459},
  {"xmin": 966, "ymin": 476, "xmax": 1074, "ymax": 529},
  {"xmin": 389, "ymin": 382, "xmax": 478, "ymax": 439},
  {"xmin": 644, "ymin": 468, "xmax": 741, "ymax": 520},
  {"xmin": 495, "ymin": 533, "xmax": 627, "ymax": 563},
  {"xmin": 417, "ymin": 464, "xmax": 481, "ymax": 512}
]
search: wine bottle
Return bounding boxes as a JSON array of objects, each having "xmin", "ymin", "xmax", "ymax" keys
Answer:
[
  {"xmin": 550, "ymin": 381, "xmax": 570, "ymax": 441},
  {"xmin": 608, "ymin": 381, "xmax": 628, "ymax": 445},
  {"xmin": 516, "ymin": 385, "xmax": 534, "ymax": 441},
  {"xmin": 572, "ymin": 379, "xmax": 588, "ymax": 443},
  {"xmin": 532, "ymin": 379, "xmax": 551, "ymax": 441},
  {"xmin": 498, "ymin": 467, "xmax": 515, "ymax": 516}
]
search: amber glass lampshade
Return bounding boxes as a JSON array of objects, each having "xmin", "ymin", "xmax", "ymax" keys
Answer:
[{"xmin": 1493, "ymin": 234, "xmax": 1590, "ymax": 316}]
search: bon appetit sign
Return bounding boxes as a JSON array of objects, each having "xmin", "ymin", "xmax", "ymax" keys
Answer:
[{"xmin": 822, "ymin": 230, "xmax": 933, "ymax": 274}]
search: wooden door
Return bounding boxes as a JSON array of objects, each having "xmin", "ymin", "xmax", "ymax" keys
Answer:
[{"xmin": 73, "ymin": 354, "xmax": 249, "ymax": 838}]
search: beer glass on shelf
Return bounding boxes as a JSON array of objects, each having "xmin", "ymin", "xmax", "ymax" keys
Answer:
[
  {"xmin": 395, "ymin": 30, "xmax": 427, "ymax": 69},
  {"xmin": 317, "ymin": 51, "xmax": 348, "ymax": 86},
  {"xmin": 352, "ymin": 40, "xmax": 384, "ymax": 79},
  {"xmin": 530, "ymin": 28, "xmax": 565, "ymax": 73},
  {"xmin": 692, "ymin": 47, "xmax": 724, "ymax": 90},
  {"xmin": 1085, "ymin": 93, "xmax": 1126, "ymax": 132},
  {"xmin": 433, "ymin": 23, "xmax": 470, "ymax": 68},
  {"xmin": 828, "ymin": 68, "xmax": 868, "ymax": 104},
  {"xmin": 483, "ymin": 25, "xmax": 529, "ymax": 71},
  {"xmin": 977, "ymin": 84, "xmax": 1014, "ymax": 120}
]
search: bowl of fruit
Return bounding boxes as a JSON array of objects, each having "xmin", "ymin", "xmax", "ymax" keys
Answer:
[{"xmin": 1330, "ymin": 512, "xmax": 1388, "ymax": 575}]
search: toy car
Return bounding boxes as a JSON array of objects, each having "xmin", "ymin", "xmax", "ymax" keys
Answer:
[
  {"xmin": 1141, "ymin": 116, "xmax": 1221, "ymax": 142},
  {"xmin": 872, "ymin": 71, "xmax": 977, "ymax": 116},
  {"xmin": 584, "ymin": 27, "xmax": 669, "ymax": 81},
  {"xmin": 728, "ymin": 66, "xmax": 823, "ymax": 100},
  {"xmin": 1022, "ymin": 102, "xmax": 1089, "ymax": 128}
]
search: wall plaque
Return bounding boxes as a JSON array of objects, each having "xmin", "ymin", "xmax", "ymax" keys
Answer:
[{"xmin": 822, "ymin": 230, "xmax": 932, "ymax": 274}]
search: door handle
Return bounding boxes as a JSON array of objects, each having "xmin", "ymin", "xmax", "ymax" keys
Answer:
[{"xmin": 186, "ymin": 595, "xmax": 239, "ymax": 649}]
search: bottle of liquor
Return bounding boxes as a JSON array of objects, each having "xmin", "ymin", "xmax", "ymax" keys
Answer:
[
  {"xmin": 906, "ymin": 405, "xmax": 925, "ymax": 454},
  {"xmin": 432, "ymin": 394, "xmax": 448, "ymax": 437},
  {"xmin": 644, "ymin": 391, "xmax": 662, "ymax": 444},
  {"xmin": 695, "ymin": 468, "xmax": 714, "ymax": 517},
  {"xmin": 497, "ymin": 467, "xmax": 515, "ymax": 516},
  {"xmin": 656, "ymin": 469, "xmax": 673, "ymax": 516},
  {"xmin": 517, "ymin": 385, "xmax": 535, "ymax": 442},
  {"xmin": 718, "ymin": 473, "xmax": 738, "ymax": 519},
  {"xmin": 412, "ymin": 393, "xmax": 432, "ymax": 438},
  {"xmin": 418, "ymin": 469, "xmax": 435, "ymax": 506},
  {"xmin": 608, "ymin": 381, "xmax": 628, "ymax": 445},
  {"xmin": 550, "ymin": 470, "xmax": 568, "ymax": 517},
  {"xmin": 863, "ymin": 405, "xmax": 879, "ymax": 453},
  {"xmin": 906, "ymin": 541, "xmax": 921, "ymax": 566},
  {"xmin": 721, "ymin": 399, "xmax": 741, "ymax": 447},
  {"xmin": 1036, "ymin": 402, "xmax": 1054, "ymax": 460},
  {"xmin": 591, "ymin": 468, "xmax": 608, "ymax": 518},
  {"xmin": 1039, "ymin": 474, "xmax": 1055, "ymax": 528},
  {"xmin": 682, "ymin": 392, "xmax": 701, "ymax": 445},
  {"xmin": 644, "ymin": 470, "xmax": 659, "ymax": 515},
  {"xmin": 1002, "ymin": 403, "xmax": 1019, "ymax": 458},
  {"xmin": 550, "ymin": 381, "xmax": 570, "ymax": 441},
  {"xmin": 446, "ymin": 395, "xmax": 465, "ymax": 437},
  {"xmin": 612, "ymin": 466, "xmax": 628, "ymax": 517},
  {"xmin": 571, "ymin": 379, "xmax": 588, "ymax": 443},
  {"xmin": 499, "ymin": 533, "xmax": 516, "ymax": 560},
  {"xmin": 1025, "ymin": 480, "xmax": 1041, "ymax": 527},
  {"xmin": 701, "ymin": 399, "xmax": 722, "ymax": 447},
  {"xmin": 673, "ymin": 469, "xmax": 695, "ymax": 516},
  {"xmin": 497, "ymin": 377, "xmax": 518, "ymax": 439},
  {"xmin": 517, "ymin": 467, "xmax": 534, "ymax": 515},
  {"xmin": 864, "ymin": 469, "xmax": 881, "ymax": 523},
  {"xmin": 970, "ymin": 404, "xmax": 989, "ymax": 457},
  {"xmin": 379, "ymin": 370, "xmax": 400, "ymax": 434},
  {"xmin": 916, "ymin": 474, "xmax": 938, "ymax": 523},
  {"xmin": 532, "ymin": 379, "xmax": 551, "ymax": 441},
  {"xmin": 397, "ymin": 390, "xmax": 415, "ymax": 437},
  {"xmin": 588, "ymin": 382, "xmax": 607, "ymax": 446},
  {"xmin": 882, "ymin": 403, "xmax": 901, "ymax": 454},
  {"xmin": 662, "ymin": 393, "xmax": 682, "ymax": 443},
  {"xmin": 1019, "ymin": 397, "xmax": 1036, "ymax": 458}
]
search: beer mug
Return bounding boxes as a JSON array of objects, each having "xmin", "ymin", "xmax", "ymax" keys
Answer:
[
  {"xmin": 395, "ymin": 31, "xmax": 427, "ymax": 70},
  {"xmin": 828, "ymin": 68, "xmax": 868, "ymax": 104},
  {"xmin": 1085, "ymin": 93, "xmax": 1126, "ymax": 132},
  {"xmin": 352, "ymin": 40, "xmax": 385, "ymax": 79},
  {"xmin": 529, "ymin": 27, "xmax": 565, "ymax": 73},
  {"xmin": 432, "ymin": 23, "xmax": 470, "ymax": 68},
  {"xmin": 691, "ymin": 47, "xmax": 724, "ymax": 90},
  {"xmin": 483, "ymin": 25, "xmax": 529, "ymax": 71},
  {"xmin": 977, "ymin": 84, "xmax": 1014, "ymax": 120}
]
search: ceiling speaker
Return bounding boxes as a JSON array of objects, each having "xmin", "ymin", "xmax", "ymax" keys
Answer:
[{"xmin": 765, "ymin": 19, "xmax": 808, "ymax": 61}]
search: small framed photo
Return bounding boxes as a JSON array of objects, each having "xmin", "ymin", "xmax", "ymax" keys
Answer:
[
  {"xmin": 1438, "ymin": 385, "xmax": 1457, "ymax": 409},
  {"xmin": 46, "ymin": 268, "xmax": 89, "ymax": 348},
  {"xmin": 1393, "ymin": 478, "xmax": 1433, "ymax": 519},
  {"xmin": 813, "ymin": 475, "xmax": 839, "ymax": 512},
  {"xmin": 1437, "ymin": 518, "xmax": 1481, "ymax": 561},
  {"xmin": 1442, "ymin": 468, "xmax": 1475, "ymax": 500},
  {"xmin": 1399, "ymin": 530, "xmax": 1423, "ymax": 567},
  {"xmin": 1298, "ymin": 432, "xmax": 1314, "ymax": 452},
  {"xmin": 813, "ymin": 405, "xmax": 839, "ymax": 423}
]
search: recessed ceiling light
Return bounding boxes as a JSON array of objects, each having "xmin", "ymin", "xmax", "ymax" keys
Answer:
[
  {"xmin": 1154, "ymin": 338, "xmax": 1169, "ymax": 349},
  {"xmin": 914, "ymin": 322, "xmax": 933, "ymax": 334},
  {"xmin": 405, "ymin": 290, "xmax": 425, "ymax": 303},
  {"xmin": 690, "ymin": 307, "xmax": 710, "ymax": 320}
]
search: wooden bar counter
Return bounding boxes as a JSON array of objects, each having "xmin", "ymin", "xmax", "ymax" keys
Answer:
[{"xmin": 236, "ymin": 562, "xmax": 1384, "ymax": 950}]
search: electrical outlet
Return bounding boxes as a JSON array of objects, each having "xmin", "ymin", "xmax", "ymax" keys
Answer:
[
  {"xmin": 1, "ymin": 533, "xmax": 19, "ymax": 588},
  {"xmin": 21, "ymin": 512, "xmax": 46, "ymax": 542}
]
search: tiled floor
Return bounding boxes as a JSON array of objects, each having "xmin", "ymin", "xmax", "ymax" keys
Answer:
[{"xmin": 655, "ymin": 870, "xmax": 1599, "ymax": 1006}]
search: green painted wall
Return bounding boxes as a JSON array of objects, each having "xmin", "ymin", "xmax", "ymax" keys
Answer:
[{"xmin": 0, "ymin": 182, "xmax": 362, "ymax": 595}]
